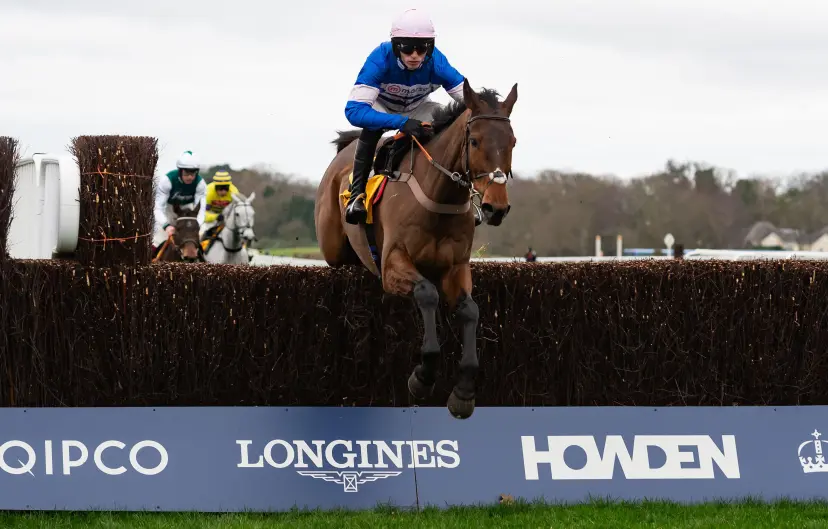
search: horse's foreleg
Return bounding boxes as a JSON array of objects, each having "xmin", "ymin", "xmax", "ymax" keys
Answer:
[
  {"xmin": 382, "ymin": 249, "xmax": 439, "ymax": 399},
  {"xmin": 442, "ymin": 263, "xmax": 478, "ymax": 419}
]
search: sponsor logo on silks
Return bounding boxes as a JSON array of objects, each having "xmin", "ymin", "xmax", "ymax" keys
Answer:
[
  {"xmin": 799, "ymin": 429, "xmax": 828, "ymax": 474},
  {"xmin": 170, "ymin": 191, "xmax": 195, "ymax": 202},
  {"xmin": 0, "ymin": 440, "xmax": 168, "ymax": 477},
  {"xmin": 520, "ymin": 434, "xmax": 740, "ymax": 480},
  {"xmin": 236, "ymin": 439, "xmax": 460, "ymax": 492}
]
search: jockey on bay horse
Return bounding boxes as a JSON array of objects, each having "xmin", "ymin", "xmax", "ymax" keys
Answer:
[
  {"xmin": 343, "ymin": 8, "xmax": 480, "ymax": 225},
  {"xmin": 317, "ymin": 8, "xmax": 518, "ymax": 419}
]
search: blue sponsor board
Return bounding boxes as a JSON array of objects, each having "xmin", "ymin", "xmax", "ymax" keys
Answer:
[{"xmin": 0, "ymin": 406, "xmax": 825, "ymax": 511}]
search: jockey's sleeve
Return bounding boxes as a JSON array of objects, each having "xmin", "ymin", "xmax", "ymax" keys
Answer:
[
  {"xmin": 344, "ymin": 46, "xmax": 409, "ymax": 131},
  {"xmin": 154, "ymin": 176, "xmax": 172, "ymax": 229},
  {"xmin": 432, "ymin": 48, "xmax": 465, "ymax": 103},
  {"xmin": 195, "ymin": 180, "xmax": 207, "ymax": 225}
]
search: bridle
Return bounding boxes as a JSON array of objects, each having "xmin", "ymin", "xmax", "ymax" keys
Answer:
[
  {"xmin": 175, "ymin": 217, "xmax": 202, "ymax": 251},
  {"xmin": 216, "ymin": 201, "xmax": 256, "ymax": 253},
  {"xmin": 152, "ymin": 216, "xmax": 204, "ymax": 263},
  {"xmin": 399, "ymin": 112, "xmax": 513, "ymax": 217}
]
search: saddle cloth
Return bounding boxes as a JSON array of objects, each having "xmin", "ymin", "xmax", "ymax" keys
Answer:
[
  {"xmin": 200, "ymin": 225, "xmax": 223, "ymax": 252},
  {"xmin": 339, "ymin": 172, "xmax": 389, "ymax": 224}
]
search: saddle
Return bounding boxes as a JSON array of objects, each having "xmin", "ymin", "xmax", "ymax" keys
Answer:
[{"xmin": 373, "ymin": 135, "xmax": 412, "ymax": 179}]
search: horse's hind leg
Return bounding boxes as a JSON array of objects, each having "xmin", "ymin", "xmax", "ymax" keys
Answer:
[
  {"xmin": 315, "ymin": 168, "xmax": 360, "ymax": 266},
  {"xmin": 382, "ymin": 249, "xmax": 439, "ymax": 399},
  {"xmin": 442, "ymin": 263, "xmax": 478, "ymax": 419}
]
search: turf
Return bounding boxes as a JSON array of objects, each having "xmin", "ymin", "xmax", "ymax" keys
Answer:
[{"xmin": 2, "ymin": 499, "xmax": 828, "ymax": 528}]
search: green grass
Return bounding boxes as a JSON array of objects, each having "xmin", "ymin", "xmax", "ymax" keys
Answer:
[
  {"xmin": 259, "ymin": 245, "xmax": 507, "ymax": 260},
  {"xmin": 3, "ymin": 499, "xmax": 828, "ymax": 528},
  {"xmin": 260, "ymin": 246, "xmax": 322, "ymax": 258}
]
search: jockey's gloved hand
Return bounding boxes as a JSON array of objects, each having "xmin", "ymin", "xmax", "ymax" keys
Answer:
[
  {"xmin": 401, "ymin": 118, "xmax": 430, "ymax": 138},
  {"xmin": 217, "ymin": 214, "xmax": 224, "ymax": 222}
]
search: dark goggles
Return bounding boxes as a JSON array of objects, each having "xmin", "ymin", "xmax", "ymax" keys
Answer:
[
  {"xmin": 216, "ymin": 185, "xmax": 230, "ymax": 191},
  {"xmin": 395, "ymin": 39, "xmax": 433, "ymax": 55}
]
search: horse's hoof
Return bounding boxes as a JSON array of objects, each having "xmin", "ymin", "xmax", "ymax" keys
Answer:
[
  {"xmin": 447, "ymin": 390, "xmax": 475, "ymax": 419},
  {"xmin": 407, "ymin": 370, "xmax": 434, "ymax": 400}
]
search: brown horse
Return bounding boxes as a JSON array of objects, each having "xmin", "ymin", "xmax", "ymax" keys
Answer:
[
  {"xmin": 153, "ymin": 204, "xmax": 204, "ymax": 263},
  {"xmin": 314, "ymin": 78, "xmax": 518, "ymax": 419}
]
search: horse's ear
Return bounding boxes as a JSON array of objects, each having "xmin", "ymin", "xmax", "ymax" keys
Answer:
[
  {"xmin": 462, "ymin": 78, "xmax": 481, "ymax": 113},
  {"xmin": 502, "ymin": 83, "xmax": 518, "ymax": 116},
  {"xmin": 231, "ymin": 192, "xmax": 241, "ymax": 203},
  {"xmin": 247, "ymin": 191, "xmax": 256, "ymax": 203}
]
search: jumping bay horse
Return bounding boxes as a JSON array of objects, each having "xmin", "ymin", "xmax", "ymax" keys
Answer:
[
  {"xmin": 315, "ymin": 78, "xmax": 518, "ymax": 419},
  {"xmin": 153, "ymin": 204, "xmax": 204, "ymax": 263}
]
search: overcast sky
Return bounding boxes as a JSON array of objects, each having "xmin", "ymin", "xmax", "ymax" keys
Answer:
[{"xmin": 2, "ymin": 0, "xmax": 827, "ymax": 183}]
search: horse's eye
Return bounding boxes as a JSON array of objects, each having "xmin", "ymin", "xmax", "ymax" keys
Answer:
[{"xmin": 470, "ymin": 138, "xmax": 479, "ymax": 148}]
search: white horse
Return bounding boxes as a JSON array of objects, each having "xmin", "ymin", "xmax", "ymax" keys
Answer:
[{"xmin": 204, "ymin": 192, "xmax": 257, "ymax": 265}]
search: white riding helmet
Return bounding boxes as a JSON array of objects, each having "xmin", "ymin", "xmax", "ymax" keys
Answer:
[
  {"xmin": 390, "ymin": 8, "xmax": 436, "ymax": 39},
  {"xmin": 176, "ymin": 150, "xmax": 200, "ymax": 171}
]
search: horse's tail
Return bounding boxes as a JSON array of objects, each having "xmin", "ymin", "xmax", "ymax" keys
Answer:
[{"xmin": 332, "ymin": 130, "xmax": 362, "ymax": 153}]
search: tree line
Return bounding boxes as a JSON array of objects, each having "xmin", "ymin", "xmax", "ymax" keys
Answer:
[{"xmin": 202, "ymin": 160, "xmax": 828, "ymax": 257}]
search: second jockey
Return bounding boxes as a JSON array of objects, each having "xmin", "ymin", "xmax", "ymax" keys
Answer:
[
  {"xmin": 343, "ymin": 8, "xmax": 466, "ymax": 225},
  {"xmin": 200, "ymin": 170, "xmax": 239, "ymax": 241},
  {"xmin": 152, "ymin": 150, "xmax": 207, "ymax": 252}
]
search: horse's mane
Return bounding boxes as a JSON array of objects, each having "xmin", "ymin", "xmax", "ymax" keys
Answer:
[
  {"xmin": 332, "ymin": 130, "xmax": 363, "ymax": 153},
  {"xmin": 331, "ymin": 87, "xmax": 503, "ymax": 153}
]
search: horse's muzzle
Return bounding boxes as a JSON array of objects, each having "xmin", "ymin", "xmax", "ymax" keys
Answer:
[
  {"xmin": 481, "ymin": 203, "xmax": 511, "ymax": 226},
  {"xmin": 180, "ymin": 241, "xmax": 200, "ymax": 259}
]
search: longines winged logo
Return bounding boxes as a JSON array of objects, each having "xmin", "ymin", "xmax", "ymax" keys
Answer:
[
  {"xmin": 236, "ymin": 439, "xmax": 460, "ymax": 493},
  {"xmin": 296, "ymin": 470, "xmax": 401, "ymax": 492}
]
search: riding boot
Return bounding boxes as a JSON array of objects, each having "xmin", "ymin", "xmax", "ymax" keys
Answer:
[{"xmin": 345, "ymin": 129, "xmax": 383, "ymax": 225}]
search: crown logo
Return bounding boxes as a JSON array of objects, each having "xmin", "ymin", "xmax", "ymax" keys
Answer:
[{"xmin": 799, "ymin": 429, "xmax": 828, "ymax": 473}]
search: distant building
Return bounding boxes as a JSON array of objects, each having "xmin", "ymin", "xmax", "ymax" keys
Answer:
[{"xmin": 742, "ymin": 221, "xmax": 828, "ymax": 251}]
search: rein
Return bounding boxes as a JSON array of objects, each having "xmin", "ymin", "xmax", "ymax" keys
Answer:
[
  {"xmin": 152, "ymin": 235, "xmax": 205, "ymax": 263},
  {"xmin": 152, "ymin": 216, "xmax": 205, "ymax": 263},
  {"xmin": 152, "ymin": 236, "xmax": 172, "ymax": 263},
  {"xmin": 392, "ymin": 113, "xmax": 512, "ymax": 216}
]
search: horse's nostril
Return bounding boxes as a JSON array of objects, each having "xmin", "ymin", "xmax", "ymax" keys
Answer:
[{"xmin": 481, "ymin": 203, "xmax": 494, "ymax": 213}]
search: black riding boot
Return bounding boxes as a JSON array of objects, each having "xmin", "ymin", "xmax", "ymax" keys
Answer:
[{"xmin": 345, "ymin": 129, "xmax": 383, "ymax": 225}]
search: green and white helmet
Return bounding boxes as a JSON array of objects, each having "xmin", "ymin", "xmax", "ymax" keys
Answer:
[{"xmin": 176, "ymin": 150, "xmax": 200, "ymax": 171}]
